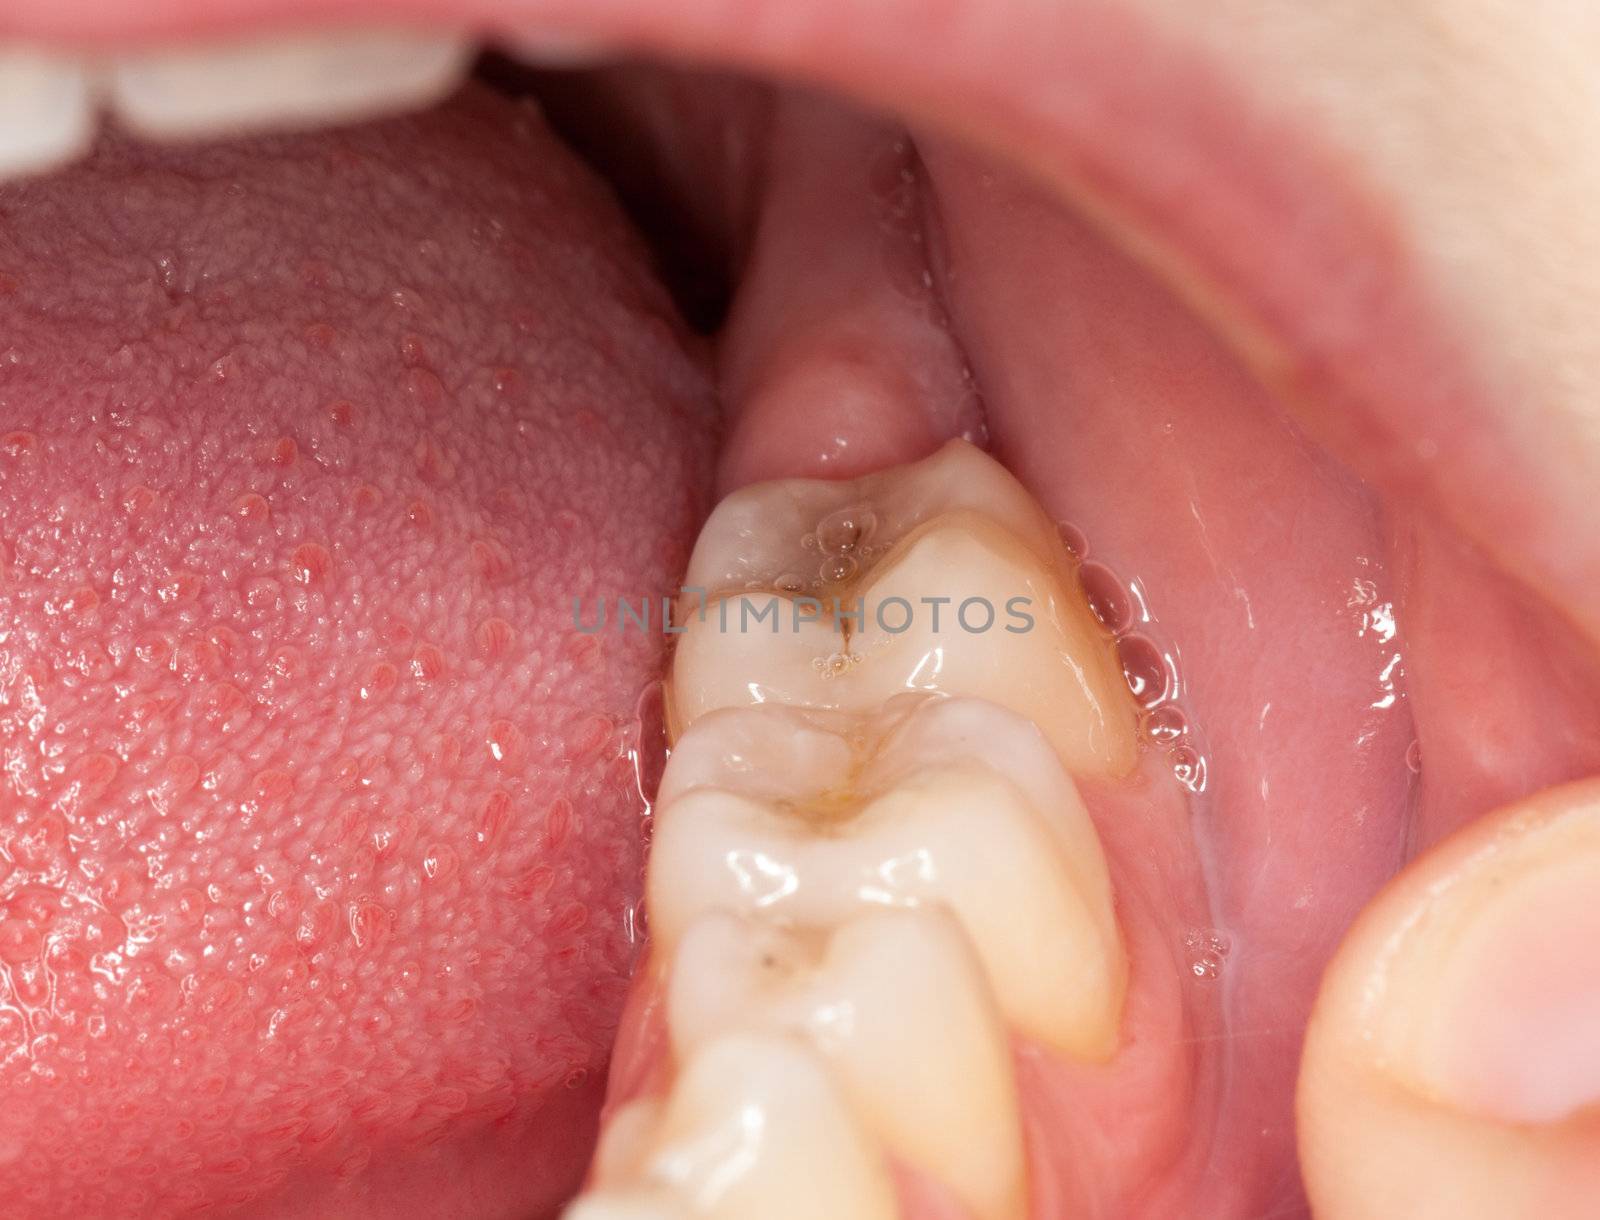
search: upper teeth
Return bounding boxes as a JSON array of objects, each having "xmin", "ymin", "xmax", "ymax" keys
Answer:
[
  {"xmin": 0, "ymin": 29, "xmax": 474, "ymax": 180},
  {"xmin": 109, "ymin": 30, "xmax": 473, "ymax": 141},
  {"xmin": 0, "ymin": 51, "xmax": 96, "ymax": 180}
]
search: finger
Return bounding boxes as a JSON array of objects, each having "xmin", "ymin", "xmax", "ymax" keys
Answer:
[{"xmin": 1298, "ymin": 779, "xmax": 1600, "ymax": 1219}]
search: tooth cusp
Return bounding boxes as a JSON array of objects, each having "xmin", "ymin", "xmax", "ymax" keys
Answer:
[
  {"xmin": 580, "ymin": 1033, "xmax": 898, "ymax": 1220},
  {"xmin": 667, "ymin": 908, "xmax": 1028, "ymax": 1220},
  {"xmin": 648, "ymin": 696, "xmax": 1127, "ymax": 1061},
  {"xmin": 684, "ymin": 439, "xmax": 1066, "ymax": 593},
  {"xmin": 670, "ymin": 442, "xmax": 1138, "ymax": 776},
  {"xmin": 0, "ymin": 51, "xmax": 95, "ymax": 179},
  {"xmin": 108, "ymin": 30, "xmax": 475, "ymax": 140}
]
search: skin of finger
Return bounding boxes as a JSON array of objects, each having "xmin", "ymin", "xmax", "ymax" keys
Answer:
[{"xmin": 1298, "ymin": 780, "xmax": 1600, "ymax": 1220}]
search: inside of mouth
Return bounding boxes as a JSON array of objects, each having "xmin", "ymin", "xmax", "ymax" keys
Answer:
[{"xmin": 2, "ymin": 45, "xmax": 1600, "ymax": 1220}]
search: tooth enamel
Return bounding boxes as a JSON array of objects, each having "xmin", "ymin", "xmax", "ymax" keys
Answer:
[
  {"xmin": 668, "ymin": 909, "xmax": 1026, "ymax": 1220},
  {"xmin": 589, "ymin": 1100, "xmax": 670, "ymax": 1188},
  {"xmin": 565, "ymin": 1195, "xmax": 685, "ymax": 1220},
  {"xmin": 670, "ymin": 444, "xmax": 1136, "ymax": 777},
  {"xmin": 0, "ymin": 50, "xmax": 95, "ymax": 178},
  {"xmin": 649, "ymin": 695, "xmax": 1126, "ymax": 1060},
  {"xmin": 685, "ymin": 438, "xmax": 1065, "ymax": 593},
  {"xmin": 108, "ymin": 29, "xmax": 474, "ymax": 140},
  {"xmin": 575, "ymin": 1034, "xmax": 898, "ymax": 1220}
]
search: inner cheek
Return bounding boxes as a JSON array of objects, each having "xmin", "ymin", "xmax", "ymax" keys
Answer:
[{"xmin": 0, "ymin": 96, "xmax": 715, "ymax": 1216}]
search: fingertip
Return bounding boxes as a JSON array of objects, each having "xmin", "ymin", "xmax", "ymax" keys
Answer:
[{"xmin": 1298, "ymin": 779, "xmax": 1600, "ymax": 1219}]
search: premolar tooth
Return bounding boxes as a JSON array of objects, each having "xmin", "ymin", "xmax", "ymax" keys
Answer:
[
  {"xmin": 672, "ymin": 444, "xmax": 1136, "ymax": 777},
  {"xmin": 649, "ymin": 695, "xmax": 1126, "ymax": 1060},
  {"xmin": 669, "ymin": 909, "xmax": 1026, "ymax": 1220},
  {"xmin": 109, "ymin": 29, "xmax": 474, "ymax": 140},
  {"xmin": 574, "ymin": 1034, "xmax": 897, "ymax": 1220},
  {"xmin": 0, "ymin": 50, "xmax": 94, "ymax": 179}
]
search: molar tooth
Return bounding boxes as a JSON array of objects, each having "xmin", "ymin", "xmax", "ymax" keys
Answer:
[
  {"xmin": 685, "ymin": 438, "xmax": 1064, "ymax": 592},
  {"xmin": 575, "ymin": 1034, "xmax": 897, "ymax": 1220},
  {"xmin": 0, "ymin": 50, "xmax": 95, "ymax": 179},
  {"xmin": 109, "ymin": 29, "xmax": 474, "ymax": 140},
  {"xmin": 669, "ymin": 909, "xmax": 1026, "ymax": 1220},
  {"xmin": 671, "ymin": 443, "xmax": 1136, "ymax": 777},
  {"xmin": 649, "ymin": 696, "xmax": 1126, "ymax": 1060}
]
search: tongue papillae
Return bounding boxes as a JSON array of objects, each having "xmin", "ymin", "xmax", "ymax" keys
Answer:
[
  {"xmin": 0, "ymin": 86, "xmax": 714, "ymax": 1218},
  {"xmin": 3, "ymin": 65, "xmax": 1600, "ymax": 1220}
]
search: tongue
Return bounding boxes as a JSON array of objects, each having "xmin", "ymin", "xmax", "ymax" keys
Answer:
[{"xmin": 0, "ymin": 84, "xmax": 713, "ymax": 1218}]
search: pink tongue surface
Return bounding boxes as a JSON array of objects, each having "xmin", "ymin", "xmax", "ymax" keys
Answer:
[{"xmin": 0, "ymin": 85, "xmax": 714, "ymax": 1218}]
